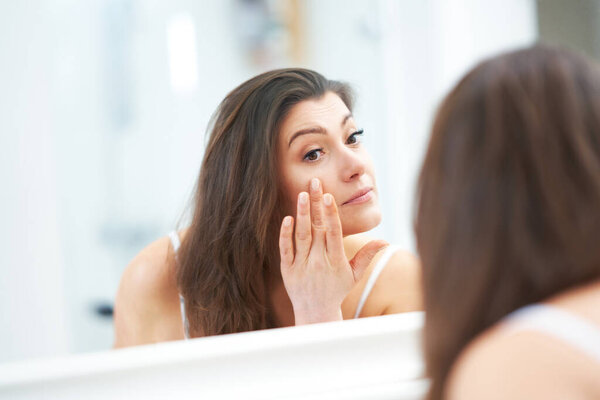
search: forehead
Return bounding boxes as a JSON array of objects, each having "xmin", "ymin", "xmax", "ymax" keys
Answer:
[{"xmin": 280, "ymin": 92, "xmax": 351, "ymax": 137}]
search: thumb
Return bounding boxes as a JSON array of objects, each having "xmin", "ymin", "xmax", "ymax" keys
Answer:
[{"xmin": 349, "ymin": 240, "xmax": 389, "ymax": 282}]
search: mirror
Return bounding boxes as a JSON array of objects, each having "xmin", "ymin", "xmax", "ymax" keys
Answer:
[{"xmin": 1, "ymin": 0, "xmax": 589, "ymax": 365}]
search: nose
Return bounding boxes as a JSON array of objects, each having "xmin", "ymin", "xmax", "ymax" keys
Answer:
[{"xmin": 339, "ymin": 147, "xmax": 366, "ymax": 182}]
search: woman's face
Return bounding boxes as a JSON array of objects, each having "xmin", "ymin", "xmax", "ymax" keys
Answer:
[{"xmin": 277, "ymin": 91, "xmax": 381, "ymax": 236}]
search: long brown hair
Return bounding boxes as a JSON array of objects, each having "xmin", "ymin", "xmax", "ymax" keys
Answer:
[
  {"xmin": 176, "ymin": 68, "xmax": 353, "ymax": 337},
  {"xmin": 415, "ymin": 44, "xmax": 600, "ymax": 399}
]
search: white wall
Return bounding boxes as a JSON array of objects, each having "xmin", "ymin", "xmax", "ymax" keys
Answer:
[
  {"xmin": 379, "ymin": 0, "xmax": 538, "ymax": 249},
  {"xmin": 0, "ymin": 2, "xmax": 69, "ymax": 362}
]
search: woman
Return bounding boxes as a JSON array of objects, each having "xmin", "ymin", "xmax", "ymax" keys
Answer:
[
  {"xmin": 416, "ymin": 45, "xmax": 600, "ymax": 399},
  {"xmin": 114, "ymin": 68, "xmax": 422, "ymax": 345}
]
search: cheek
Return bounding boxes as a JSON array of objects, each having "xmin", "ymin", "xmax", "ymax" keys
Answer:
[
  {"xmin": 279, "ymin": 159, "xmax": 352, "ymax": 213},
  {"xmin": 317, "ymin": 177, "xmax": 341, "ymax": 199},
  {"xmin": 279, "ymin": 168, "xmax": 311, "ymax": 214}
]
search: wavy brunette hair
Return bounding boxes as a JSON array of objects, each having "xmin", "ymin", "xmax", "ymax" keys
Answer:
[
  {"xmin": 416, "ymin": 45, "xmax": 600, "ymax": 399},
  {"xmin": 176, "ymin": 69, "xmax": 353, "ymax": 337}
]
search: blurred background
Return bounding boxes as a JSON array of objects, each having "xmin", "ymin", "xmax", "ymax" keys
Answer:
[{"xmin": 1, "ymin": 0, "xmax": 597, "ymax": 363}]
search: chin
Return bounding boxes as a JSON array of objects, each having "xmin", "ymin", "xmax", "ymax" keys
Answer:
[{"xmin": 341, "ymin": 208, "xmax": 382, "ymax": 236}]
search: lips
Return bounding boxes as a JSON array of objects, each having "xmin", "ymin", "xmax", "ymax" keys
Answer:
[{"xmin": 342, "ymin": 187, "xmax": 374, "ymax": 205}]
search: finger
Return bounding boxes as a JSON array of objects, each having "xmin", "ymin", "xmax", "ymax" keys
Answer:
[
  {"xmin": 323, "ymin": 193, "xmax": 344, "ymax": 261},
  {"xmin": 349, "ymin": 240, "xmax": 389, "ymax": 282},
  {"xmin": 279, "ymin": 216, "xmax": 295, "ymax": 270},
  {"xmin": 294, "ymin": 192, "xmax": 312, "ymax": 261},
  {"xmin": 309, "ymin": 178, "xmax": 326, "ymax": 233}
]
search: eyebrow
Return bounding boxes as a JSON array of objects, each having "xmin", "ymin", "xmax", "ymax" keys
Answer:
[{"xmin": 287, "ymin": 113, "xmax": 354, "ymax": 148}]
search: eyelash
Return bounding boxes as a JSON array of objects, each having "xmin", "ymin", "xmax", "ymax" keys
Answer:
[
  {"xmin": 302, "ymin": 129, "xmax": 364, "ymax": 162},
  {"xmin": 347, "ymin": 129, "xmax": 364, "ymax": 145}
]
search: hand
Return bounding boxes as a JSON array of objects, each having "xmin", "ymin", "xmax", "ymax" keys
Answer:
[{"xmin": 279, "ymin": 178, "xmax": 388, "ymax": 325}]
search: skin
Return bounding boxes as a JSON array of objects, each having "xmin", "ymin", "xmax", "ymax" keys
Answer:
[
  {"xmin": 276, "ymin": 91, "xmax": 392, "ymax": 323},
  {"xmin": 277, "ymin": 92, "xmax": 381, "ymax": 235},
  {"xmin": 279, "ymin": 181, "xmax": 387, "ymax": 324},
  {"xmin": 113, "ymin": 92, "xmax": 423, "ymax": 347},
  {"xmin": 446, "ymin": 280, "xmax": 600, "ymax": 400}
]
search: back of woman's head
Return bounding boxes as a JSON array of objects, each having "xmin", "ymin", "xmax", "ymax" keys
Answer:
[
  {"xmin": 415, "ymin": 44, "xmax": 600, "ymax": 399},
  {"xmin": 177, "ymin": 68, "xmax": 352, "ymax": 337}
]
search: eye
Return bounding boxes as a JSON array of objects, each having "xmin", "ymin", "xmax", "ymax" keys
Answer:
[
  {"xmin": 346, "ymin": 129, "xmax": 364, "ymax": 145},
  {"xmin": 303, "ymin": 149, "xmax": 323, "ymax": 162}
]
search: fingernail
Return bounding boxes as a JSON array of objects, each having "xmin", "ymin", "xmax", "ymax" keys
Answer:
[
  {"xmin": 323, "ymin": 194, "xmax": 332, "ymax": 206},
  {"xmin": 311, "ymin": 178, "xmax": 320, "ymax": 191},
  {"xmin": 283, "ymin": 216, "xmax": 292, "ymax": 226},
  {"xmin": 299, "ymin": 192, "xmax": 308, "ymax": 204}
]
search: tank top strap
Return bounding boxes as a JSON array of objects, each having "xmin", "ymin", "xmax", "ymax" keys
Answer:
[
  {"xmin": 179, "ymin": 294, "xmax": 189, "ymax": 339},
  {"xmin": 168, "ymin": 230, "xmax": 182, "ymax": 253},
  {"xmin": 353, "ymin": 245, "xmax": 400, "ymax": 319},
  {"xmin": 504, "ymin": 303, "xmax": 600, "ymax": 363},
  {"xmin": 169, "ymin": 231, "xmax": 189, "ymax": 339}
]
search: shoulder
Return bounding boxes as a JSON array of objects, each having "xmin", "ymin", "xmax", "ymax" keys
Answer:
[
  {"xmin": 446, "ymin": 323, "xmax": 595, "ymax": 400},
  {"xmin": 378, "ymin": 248, "xmax": 421, "ymax": 294},
  {"xmin": 343, "ymin": 234, "xmax": 423, "ymax": 316},
  {"xmin": 113, "ymin": 234, "xmax": 182, "ymax": 347},
  {"xmin": 118, "ymin": 235, "xmax": 177, "ymax": 305},
  {"xmin": 369, "ymin": 245, "xmax": 423, "ymax": 314}
]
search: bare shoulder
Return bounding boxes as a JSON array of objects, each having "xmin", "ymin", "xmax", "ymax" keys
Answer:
[
  {"xmin": 124, "ymin": 236, "xmax": 176, "ymax": 288},
  {"xmin": 113, "ymin": 235, "xmax": 183, "ymax": 347},
  {"xmin": 342, "ymin": 234, "xmax": 423, "ymax": 317},
  {"xmin": 377, "ymin": 248, "xmax": 423, "ymax": 313},
  {"xmin": 447, "ymin": 325, "xmax": 597, "ymax": 400}
]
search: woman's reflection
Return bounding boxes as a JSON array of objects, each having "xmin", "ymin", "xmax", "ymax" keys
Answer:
[{"xmin": 113, "ymin": 68, "xmax": 422, "ymax": 347}]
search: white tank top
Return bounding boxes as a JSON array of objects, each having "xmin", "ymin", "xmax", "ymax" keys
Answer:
[
  {"xmin": 504, "ymin": 303, "xmax": 600, "ymax": 363},
  {"xmin": 168, "ymin": 231, "xmax": 398, "ymax": 339}
]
